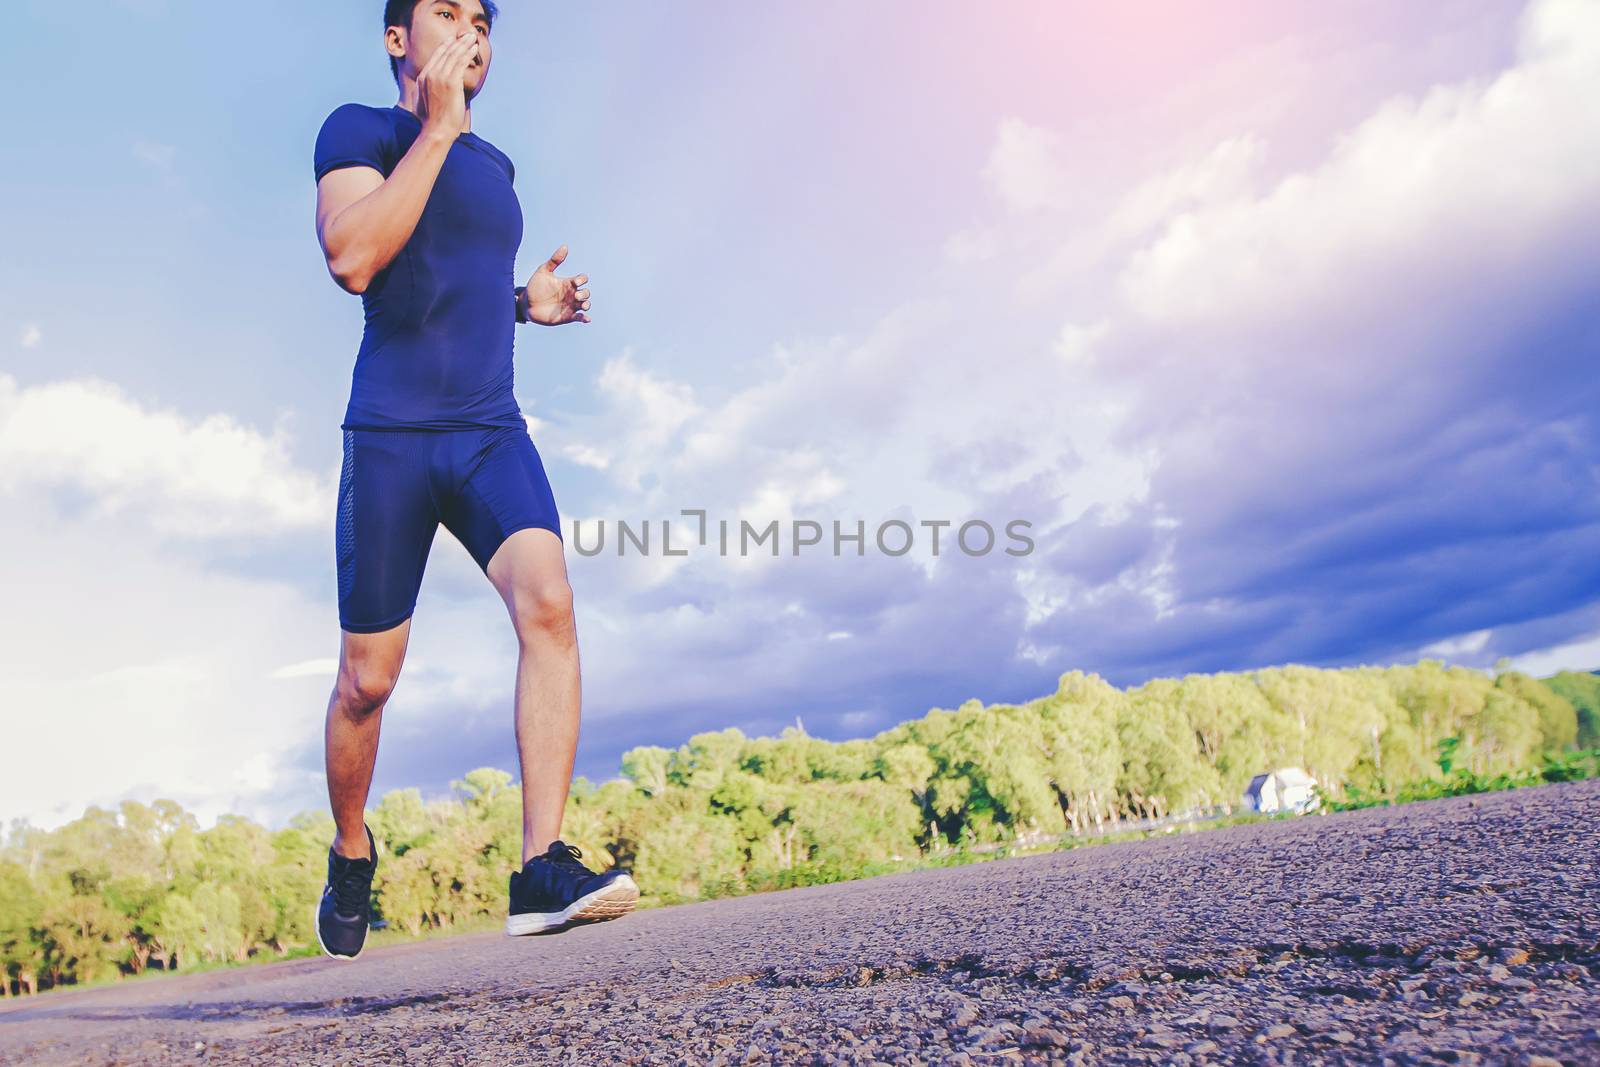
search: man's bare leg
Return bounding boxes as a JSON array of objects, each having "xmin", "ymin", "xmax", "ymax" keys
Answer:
[
  {"xmin": 325, "ymin": 619, "xmax": 414, "ymax": 860},
  {"xmin": 486, "ymin": 528, "xmax": 580, "ymax": 865}
]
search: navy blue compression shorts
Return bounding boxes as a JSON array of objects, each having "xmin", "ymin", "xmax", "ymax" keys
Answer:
[{"xmin": 335, "ymin": 424, "xmax": 562, "ymax": 634}]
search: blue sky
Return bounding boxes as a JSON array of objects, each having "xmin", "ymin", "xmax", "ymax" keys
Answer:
[{"xmin": 1, "ymin": 0, "xmax": 1596, "ymax": 830}]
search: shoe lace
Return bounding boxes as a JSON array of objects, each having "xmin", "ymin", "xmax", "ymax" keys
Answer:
[
  {"xmin": 331, "ymin": 855, "xmax": 373, "ymax": 917},
  {"xmin": 545, "ymin": 841, "xmax": 590, "ymax": 871}
]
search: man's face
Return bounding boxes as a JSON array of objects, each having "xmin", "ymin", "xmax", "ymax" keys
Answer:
[{"xmin": 392, "ymin": 0, "xmax": 494, "ymax": 99}]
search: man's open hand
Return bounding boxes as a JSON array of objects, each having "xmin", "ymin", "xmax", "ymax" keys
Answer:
[
  {"xmin": 416, "ymin": 30, "xmax": 479, "ymax": 141},
  {"xmin": 520, "ymin": 245, "xmax": 591, "ymax": 326}
]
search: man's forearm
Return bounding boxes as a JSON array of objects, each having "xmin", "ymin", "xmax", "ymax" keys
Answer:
[{"xmin": 324, "ymin": 128, "xmax": 458, "ymax": 290}]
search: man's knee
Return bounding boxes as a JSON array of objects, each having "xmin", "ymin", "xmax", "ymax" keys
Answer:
[
  {"xmin": 510, "ymin": 578, "xmax": 575, "ymax": 643},
  {"xmin": 334, "ymin": 664, "xmax": 399, "ymax": 716}
]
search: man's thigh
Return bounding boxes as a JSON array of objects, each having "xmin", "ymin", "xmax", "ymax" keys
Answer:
[
  {"xmin": 485, "ymin": 527, "xmax": 568, "ymax": 599},
  {"xmin": 336, "ymin": 429, "xmax": 442, "ymax": 635},
  {"xmin": 438, "ymin": 425, "xmax": 564, "ymax": 583}
]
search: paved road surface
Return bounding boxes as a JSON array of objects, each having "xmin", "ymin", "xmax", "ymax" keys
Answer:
[{"xmin": 3, "ymin": 781, "xmax": 1596, "ymax": 1066}]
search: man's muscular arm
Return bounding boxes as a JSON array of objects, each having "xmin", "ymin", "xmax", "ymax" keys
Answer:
[{"xmin": 314, "ymin": 31, "xmax": 480, "ymax": 295}]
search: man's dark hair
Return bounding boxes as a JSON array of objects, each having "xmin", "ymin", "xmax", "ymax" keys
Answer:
[{"xmin": 385, "ymin": 0, "xmax": 500, "ymax": 85}]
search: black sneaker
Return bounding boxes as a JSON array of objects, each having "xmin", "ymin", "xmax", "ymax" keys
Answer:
[
  {"xmin": 506, "ymin": 840, "xmax": 640, "ymax": 936},
  {"xmin": 315, "ymin": 824, "xmax": 378, "ymax": 960}
]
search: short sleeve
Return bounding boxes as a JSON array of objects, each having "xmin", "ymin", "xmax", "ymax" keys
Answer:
[
  {"xmin": 313, "ymin": 103, "xmax": 393, "ymax": 182},
  {"xmin": 486, "ymin": 143, "xmax": 515, "ymax": 184}
]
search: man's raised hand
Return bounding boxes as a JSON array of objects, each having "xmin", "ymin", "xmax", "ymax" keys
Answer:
[
  {"xmin": 520, "ymin": 245, "xmax": 592, "ymax": 327},
  {"xmin": 416, "ymin": 31, "xmax": 479, "ymax": 139}
]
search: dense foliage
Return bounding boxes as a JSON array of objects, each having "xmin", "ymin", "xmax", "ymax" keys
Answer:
[
  {"xmin": 1323, "ymin": 737, "xmax": 1600, "ymax": 810},
  {"xmin": 1, "ymin": 660, "xmax": 1588, "ymax": 996},
  {"xmin": 1542, "ymin": 669, "xmax": 1600, "ymax": 748}
]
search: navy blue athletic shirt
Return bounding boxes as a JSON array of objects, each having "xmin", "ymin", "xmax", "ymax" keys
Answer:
[{"xmin": 313, "ymin": 102, "xmax": 526, "ymax": 431}]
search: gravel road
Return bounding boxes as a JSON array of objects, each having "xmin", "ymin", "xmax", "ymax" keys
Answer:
[{"xmin": 3, "ymin": 780, "xmax": 1596, "ymax": 1066}]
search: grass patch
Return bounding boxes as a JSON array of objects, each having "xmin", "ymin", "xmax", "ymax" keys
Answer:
[{"xmin": 1321, "ymin": 742, "xmax": 1600, "ymax": 812}]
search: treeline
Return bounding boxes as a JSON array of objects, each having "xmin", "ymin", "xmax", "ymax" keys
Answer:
[{"xmin": 2, "ymin": 660, "xmax": 1595, "ymax": 996}]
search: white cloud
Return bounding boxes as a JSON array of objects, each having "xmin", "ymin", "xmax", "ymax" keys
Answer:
[
  {"xmin": 543, "ymin": 0, "xmax": 1600, "ymax": 700},
  {"xmin": 19, "ymin": 325, "xmax": 41, "ymax": 349},
  {"xmin": 982, "ymin": 118, "xmax": 1069, "ymax": 214},
  {"xmin": 1104, "ymin": 135, "xmax": 1265, "ymax": 245},
  {"xmin": 1423, "ymin": 629, "xmax": 1494, "ymax": 657},
  {"xmin": 0, "ymin": 507, "xmax": 334, "ymax": 830},
  {"xmin": 582, "ymin": 351, "xmax": 705, "ymax": 492},
  {"xmin": 0, "ymin": 370, "xmax": 535, "ymax": 830},
  {"xmin": 562, "ymin": 443, "xmax": 611, "ymax": 470},
  {"xmin": 1118, "ymin": 0, "xmax": 1600, "ymax": 328},
  {"xmin": 991, "ymin": 0, "xmax": 1600, "ymax": 663},
  {"xmin": 1053, "ymin": 320, "xmax": 1109, "ymax": 368},
  {"xmin": 0, "ymin": 373, "xmax": 334, "ymax": 538},
  {"xmin": 0, "ymin": 373, "xmax": 347, "ymax": 828},
  {"xmin": 269, "ymin": 658, "xmax": 339, "ymax": 681},
  {"xmin": 1508, "ymin": 631, "xmax": 1600, "ymax": 676}
]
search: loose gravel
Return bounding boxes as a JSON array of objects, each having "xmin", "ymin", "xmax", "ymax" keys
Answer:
[{"xmin": 2, "ymin": 780, "xmax": 1596, "ymax": 1066}]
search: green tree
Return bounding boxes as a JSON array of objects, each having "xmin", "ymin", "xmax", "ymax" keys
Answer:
[
  {"xmin": 0, "ymin": 861, "xmax": 44, "ymax": 996},
  {"xmin": 1544, "ymin": 670, "xmax": 1600, "ymax": 748}
]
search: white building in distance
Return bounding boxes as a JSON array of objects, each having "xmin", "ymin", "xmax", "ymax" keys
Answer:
[{"xmin": 1244, "ymin": 767, "xmax": 1321, "ymax": 815}]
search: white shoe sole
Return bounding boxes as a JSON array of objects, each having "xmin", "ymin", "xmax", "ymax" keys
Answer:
[
  {"xmin": 315, "ymin": 897, "xmax": 364, "ymax": 961},
  {"xmin": 505, "ymin": 874, "xmax": 641, "ymax": 936}
]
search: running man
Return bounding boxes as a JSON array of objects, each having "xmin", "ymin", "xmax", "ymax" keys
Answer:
[{"xmin": 309, "ymin": 0, "xmax": 638, "ymax": 960}]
